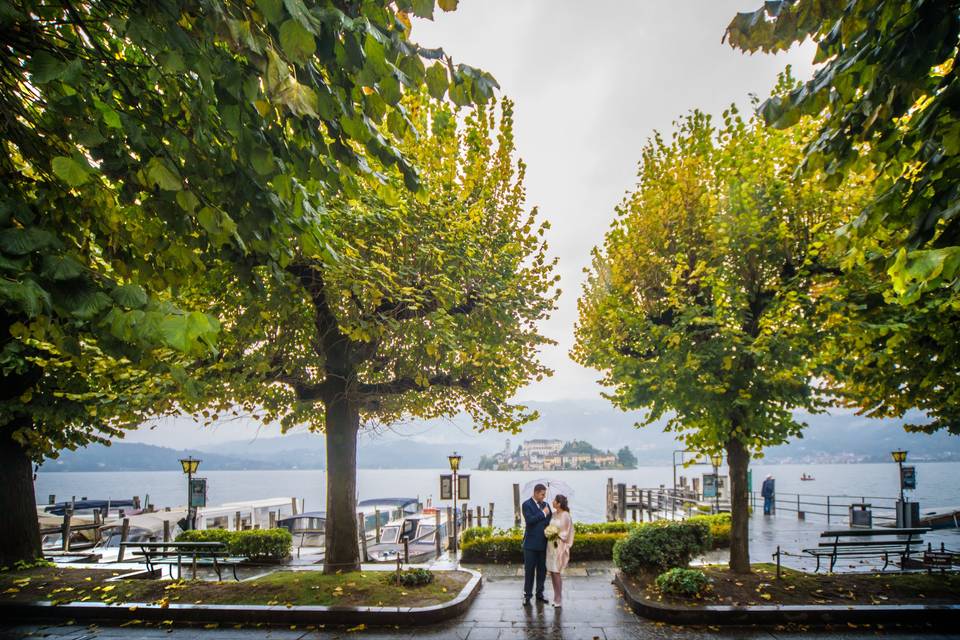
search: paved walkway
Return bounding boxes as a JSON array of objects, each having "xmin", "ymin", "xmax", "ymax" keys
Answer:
[{"xmin": 4, "ymin": 561, "xmax": 956, "ymax": 639}]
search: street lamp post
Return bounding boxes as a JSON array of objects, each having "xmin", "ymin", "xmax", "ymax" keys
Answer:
[
  {"xmin": 179, "ymin": 456, "xmax": 201, "ymax": 530},
  {"xmin": 710, "ymin": 453, "xmax": 723, "ymax": 515},
  {"xmin": 448, "ymin": 452, "xmax": 462, "ymax": 560},
  {"xmin": 891, "ymin": 449, "xmax": 907, "ymax": 503}
]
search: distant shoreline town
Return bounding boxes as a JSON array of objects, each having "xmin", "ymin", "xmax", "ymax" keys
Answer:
[{"xmin": 476, "ymin": 439, "xmax": 637, "ymax": 471}]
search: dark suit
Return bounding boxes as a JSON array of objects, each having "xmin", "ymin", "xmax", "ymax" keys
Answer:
[{"xmin": 521, "ymin": 497, "xmax": 552, "ymax": 599}]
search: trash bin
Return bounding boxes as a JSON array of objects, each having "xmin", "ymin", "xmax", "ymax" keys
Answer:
[{"xmin": 849, "ymin": 503, "xmax": 872, "ymax": 527}]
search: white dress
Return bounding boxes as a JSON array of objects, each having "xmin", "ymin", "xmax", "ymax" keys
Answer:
[{"xmin": 545, "ymin": 510, "xmax": 573, "ymax": 573}]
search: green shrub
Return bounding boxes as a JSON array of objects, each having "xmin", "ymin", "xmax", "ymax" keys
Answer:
[
  {"xmin": 573, "ymin": 521, "xmax": 640, "ymax": 535},
  {"xmin": 231, "ymin": 528, "xmax": 292, "ymax": 561},
  {"xmin": 655, "ymin": 568, "xmax": 709, "ymax": 598},
  {"xmin": 176, "ymin": 528, "xmax": 292, "ymax": 561},
  {"xmin": 688, "ymin": 513, "xmax": 731, "ymax": 549},
  {"xmin": 176, "ymin": 529, "xmax": 234, "ymax": 545},
  {"xmin": 613, "ymin": 521, "xmax": 711, "ymax": 575},
  {"xmin": 461, "ymin": 526, "xmax": 494, "ymax": 544},
  {"xmin": 386, "ymin": 568, "xmax": 434, "ymax": 587},
  {"xmin": 461, "ymin": 532, "xmax": 623, "ymax": 563}
]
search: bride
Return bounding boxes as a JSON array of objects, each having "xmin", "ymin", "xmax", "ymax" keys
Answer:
[{"xmin": 545, "ymin": 494, "xmax": 574, "ymax": 607}]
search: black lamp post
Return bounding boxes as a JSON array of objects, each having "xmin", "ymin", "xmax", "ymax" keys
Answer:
[
  {"xmin": 891, "ymin": 449, "xmax": 907, "ymax": 503},
  {"xmin": 710, "ymin": 453, "xmax": 723, "ymax": 514},
  {"xmin": 448, "ymin": 452, "xmax": 462, "ymax": 559},
  {"xmin": 179, "ymin": 456, "xmax": 201, "ymax": 530}
]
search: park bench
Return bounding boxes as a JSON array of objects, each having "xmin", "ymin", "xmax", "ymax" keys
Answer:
[
  {"xmin": 803, "ymin": 527, "xmax": 928, "ymax": 572},
  {"xmin": 120, "ymin": 541, "xmax": 245, "ymax": 581}
]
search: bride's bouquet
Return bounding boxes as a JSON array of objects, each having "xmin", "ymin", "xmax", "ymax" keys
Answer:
[{"xmin": 544, "ymin": 524, "xmax": 560, "ymax": 548}]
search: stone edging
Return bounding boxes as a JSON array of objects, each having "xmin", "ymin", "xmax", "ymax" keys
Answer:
[
  {"xmin": 0, "ymin": 568, "xmax": 482, "ymax": 627},
  {"xmin": 614, "ymin": 572, "xmax": 960, "ymax": 626}
]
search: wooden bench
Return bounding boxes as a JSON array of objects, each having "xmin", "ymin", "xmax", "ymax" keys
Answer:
[
  {"xmin": 120, "ymin": 541, "xmax": 244, "ymax": 581},
  {"xmin": 803, "ymin": 528, "xmax": 928, "ymax": 572}
]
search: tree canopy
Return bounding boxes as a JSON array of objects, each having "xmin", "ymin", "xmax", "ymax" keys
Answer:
[
  {"xmin": 725, "ymin": 0, "xmax": 960, "ymax": 433},
  {"xmin": 573, "ymin": 84, "xmax": 867, "ymax": 571},
  {"xmin": 193, "ymin": 94, "xmax": 558, "ymax": 570},
  {"xmin": 0, "ymin": 0, "xmax": 496, "ymax": 565}
]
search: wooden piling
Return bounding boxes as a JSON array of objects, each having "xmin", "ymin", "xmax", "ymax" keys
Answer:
[
  {"xmin": 234, "ymin": 511, "xmax": 242, "ymax": 530},
  {"xmin": 374, "ymin": 509, "xmax": 381, "ymax": 543},
  {"xmin": 48, "ymin": 494, "xmax": 55, "ymax": 505},
  {"xmin": 403, "ymin": 538, "xmax": 409, "ymax": 564},
  {"xmin": 61, "ymin": 509, "xmax": 72, "ymax": 552},
  {"xmin": 488, "ymin": 502, "xmax": 494, "ymax": 528},
  {"xmin": 616, "ymin": 483, "xmax": 626, "ymax": 521},
  {"xmin": 358, "ymin": 512, "xmax": 368, "ymax": 562},
  {"xmin": 434, "ymin": 510, "xmax": 442, "ymax": 557},
  {"xmin": 291, "ymin": 497, "xmax": 299, "ymax": 516},
  {"xmin": 163, "ymin": 520, "xmax": 171, "ymax": 542},
  {"xmin": 269, "ymin": 511, "xmax": 276, "ymax": 529},
  {"xmin": 117, "ymin": 518, "xmax": 130, "ymax": 562},
  {"xmin": 512, "ymin": 484, "xmax": 521, "ymax": 527},
  {"xmin": 133, "ymin": 495, "xmax": 141, "ymax": 510}
]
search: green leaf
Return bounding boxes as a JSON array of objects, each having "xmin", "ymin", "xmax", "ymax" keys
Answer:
[
  {"xmin": 0, "ymin": 228, "xmax": 59, "ymax": 255},
  {"xmin": 51, "ymin": 156, "xmax": 90, "ymax": 187},
  {"xmin": 438, "ymin": 0, "xmax": 458, "ymax": 10},
  {"xmin": 30, "ymin": 51, "xmax": 67, "ymax": 84},
  {"xmin": 61, "ymin": 288, "xmax": 113, "ymax": 320},
  {"xmin": 278, "ymin": 19, "xmax": 316, "ymax": 65},
  {"xmin": 251, "ymin": 146, "xmax": 275, "ymax": 176},
  {"xmin": 160, "ymin": 311, "xmax": 219, "ymax": 354},
  {"xmin": 41, "ymin": 255, "xmax": 85, "ymax": 281},
  {"xmin": 111, "ymin": 284, "xmax": 149, "ymax": 309},
  {"xmin": 0, "ymin": 278, "xmax": 51, "ymax": 317},
  {"xmin": 145, "ymin": 157, "xmax": 182, "ymax": 191},
  {"xmin": 426, "ymin": 63, "xmax": 448, "ymax": 100},
  {"xmin": 412, "ymin": 0, "xmax": 434, "ymax": 19},
  {"xmin": 256, "ymin": 0, "xmax": 284, "ymax": 23}
]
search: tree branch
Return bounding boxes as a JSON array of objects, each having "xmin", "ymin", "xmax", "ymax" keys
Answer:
[
  {"xmin": 371, "ymin": 292, "xmax": 477, "ymax": 321},
  {"xmin": 356, "ymin": 374, "xmax": 472, "ymax": 397}
]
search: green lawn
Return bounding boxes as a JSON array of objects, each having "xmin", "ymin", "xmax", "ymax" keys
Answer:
[{"xmin": 1, "ymin": 567, "xmax": 470, "ymax": 608}]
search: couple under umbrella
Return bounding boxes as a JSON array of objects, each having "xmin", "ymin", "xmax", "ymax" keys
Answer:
[{"xmin": 520, "ymin": 479, "xmax": 575, "ymax": 607}]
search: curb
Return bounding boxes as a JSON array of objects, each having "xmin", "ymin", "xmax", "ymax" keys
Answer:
[
  {"xmin": 0, "ymin": 568, "xmax": 482, "ymax": 627},
  {"xmin": 613, "ymin": 572, "xmax": 960, "ymax": 626}
]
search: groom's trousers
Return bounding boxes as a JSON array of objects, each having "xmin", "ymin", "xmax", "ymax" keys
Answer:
[{"xmin": 523, "ymin": 548, "xmax": 547, "ymax": 598}]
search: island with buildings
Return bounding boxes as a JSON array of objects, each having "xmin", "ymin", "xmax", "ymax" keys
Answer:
[{"xmin": 476, "ymin": 438, "xmax": 637, "ymax": 471}]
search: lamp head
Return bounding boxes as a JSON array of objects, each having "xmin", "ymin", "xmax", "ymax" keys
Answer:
[
  {"xmin": 891, "ymin": 449, "xmax": 907, "ymax": 463},
  {"xmin": 710, "ymin": 453, "xmax": 723, "ymax": 468},
  {"xmin": 448, "ymin": 452, "xmax": 462, "ymax": 472},
  {"xmin": 179, "ymin": 457, "xmax": 201, "ymax": 474}
]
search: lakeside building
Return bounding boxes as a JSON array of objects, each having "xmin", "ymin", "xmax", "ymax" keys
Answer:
[{"xmin": 478, "ymin": 439, "xmax": 633, "ymax": 471}]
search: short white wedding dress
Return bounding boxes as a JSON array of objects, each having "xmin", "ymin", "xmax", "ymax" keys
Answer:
[{"xmin": 545, "ymin": 510, "xmax": 573, "ymax": 573}]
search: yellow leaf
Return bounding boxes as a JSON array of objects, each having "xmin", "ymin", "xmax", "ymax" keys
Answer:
[
  {"xmin": 347, "ymin": 623, "xmax": 366, "ymax": 632},
  {"xmin": 759, "ymin": 593, "xmax": 772, "ymax": 600}
]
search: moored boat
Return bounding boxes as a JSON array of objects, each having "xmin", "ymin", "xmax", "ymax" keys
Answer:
[{"xmin": 918, "ymin": 506, "xmax": 960, "ymax": 530}]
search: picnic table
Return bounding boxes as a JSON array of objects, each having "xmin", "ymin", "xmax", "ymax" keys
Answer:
[
  {"xmin": 119, "ymin": 541, "xmax": 244, "ymax": 581},
  {"xmin": 802, "ymin": 527, "xmax": 928, "ymax": 572}
]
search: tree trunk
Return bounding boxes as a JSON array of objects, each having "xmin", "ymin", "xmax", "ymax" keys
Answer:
[
  {"xmin": 322, "ymin": 393, "xmax": 361, "ymax": 573},
  {"xmin": 725, "ymin": 438, "xmax": 751, "ymax": 573},
  {"xmin": 0, "ymin": 424, "xmax": 42, "ymax": 566}
]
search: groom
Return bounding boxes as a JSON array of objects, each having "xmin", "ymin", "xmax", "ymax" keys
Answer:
[{"xmin": 521, "ymin": 483, "xmax": 552, "ymax": 606}]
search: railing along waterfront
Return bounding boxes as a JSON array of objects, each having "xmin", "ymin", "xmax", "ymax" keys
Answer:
[{"xmin": 750, "ymin": 491, "xmax": 899, "ymax": 525}]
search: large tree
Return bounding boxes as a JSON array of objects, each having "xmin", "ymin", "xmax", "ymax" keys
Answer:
[
  {"xmin": 197, "ymin": 95, "xmax": 558, "ymax": 572},
  {"xmin": 1, "ymin": 0, "xmax": 491, "ymax": 565},
  {"xmin": 725, "ymin": 1, "xmax": 960, "ymax": 433},
  {"xmin": 573, "ymin": 92, "xmax": 866, "ymax": 573}
]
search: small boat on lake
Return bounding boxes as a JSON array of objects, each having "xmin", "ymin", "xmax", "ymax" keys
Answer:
[
  {"xmin": 918, "ymin": 506, "xmax": 960, "ymax": 530},
  {"xmin": 366, "ymin": 509, "xmax": 451, "ymax": 563},
  {"xmin": 800, "ymin": 474, "xmax": 815, "ymax": 481}
]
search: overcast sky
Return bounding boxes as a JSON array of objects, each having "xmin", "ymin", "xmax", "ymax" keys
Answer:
[
  {"xmin": 413, "ymin": 1, "xmax": 816, "ymax": 402},
  {"xmin": 125, "ymin": 2, "xmax": 817, "ymax": 447}
]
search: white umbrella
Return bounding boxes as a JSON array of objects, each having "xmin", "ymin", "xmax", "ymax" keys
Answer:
[{"xmin": 521, "ymin": 478, "xmax": 575, "ymax": 502}]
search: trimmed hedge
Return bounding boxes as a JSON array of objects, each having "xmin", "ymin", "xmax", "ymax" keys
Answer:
[
  {"xmin": 613, "ymin": 520, "xmax": 711, "ymax": 575},
  {"xmin": 461, "ymin": 516, "xmax": 728, "ymax": 564},
  {"xmin": 688, "ymin": 513, "xmax": 731, "ymax": 549},
  {"xmin": 176, "ymin": 528, "xmax": 292, "ymax": 561},
  {"xmin": 461, "ymin": 532, "xmax": 623, "ymax": 563}
]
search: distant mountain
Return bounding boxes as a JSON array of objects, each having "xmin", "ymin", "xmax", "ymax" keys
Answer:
[{"xmin": 47, "ymin": 399, "xmax": 960, "ymax": 471}]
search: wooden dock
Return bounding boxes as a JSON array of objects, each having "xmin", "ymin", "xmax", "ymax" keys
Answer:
[{"xmin": 605, "ymin": 479, "xmax": 718, "ymax": 522}]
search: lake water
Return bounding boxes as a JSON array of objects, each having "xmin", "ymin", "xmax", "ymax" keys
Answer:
[{"xmin": 35, "ymin": 462, "xmax": 960, "ymax": 529}]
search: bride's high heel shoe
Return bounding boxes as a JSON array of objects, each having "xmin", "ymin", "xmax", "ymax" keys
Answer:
[{"xmin": 552, "ymin": 601, "xmax": 562, "ymax": 608}]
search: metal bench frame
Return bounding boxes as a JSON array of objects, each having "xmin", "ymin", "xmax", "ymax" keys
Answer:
[
  {"xmin": 120, "ymin": 541, "xmax": 243, "ymax": 581},
  {"xmin": 803, "ymin": 528, "xmax": 928, "ymax": 572}
]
